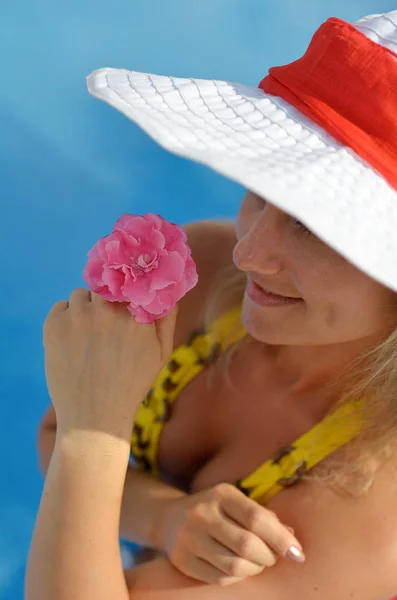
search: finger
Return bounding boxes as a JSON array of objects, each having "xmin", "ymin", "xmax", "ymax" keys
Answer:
[
  {"xmin": 283, "ymin": 523, "xmax": 295, "ymax": 535},
  {"xmin": 155, "ymin": 305, "xmax": 179, "ymax": 359},
  {"xmin": 89, "ymin": 292, "xmax": 133, "ymax": 318},
  {"xmin": 207, "ymin": 510, "xmax": 277, "ymax": 567},
  {"xmin": 68, "ymin": 288, "xmax": 91, "ymax": 307},
  {"xmin": 89, "ymin": 291, "xmax": 111, "ymax": 305},
  {"xmin": 43, "ymin": 300, "xmax": 69, "ymax": 346},
  {"xmin": 179, "ymin": 556, "xmax": 243, "ymax": 586},
  {"xmin": 46, "ymin": 300, "xmax": 69, "ymax": 318},
  {"xmin": 193, "ymin": 534, "xmax": 266, "ymax": 578},
  {"xmin": 221, "ymin": 489, "xmax": 304, "ymax": 559}
]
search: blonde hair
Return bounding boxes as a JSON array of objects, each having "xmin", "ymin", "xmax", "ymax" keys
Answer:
[{"xmin": 203, "ymin": 264, "xmax": 397, "ymax": 497}]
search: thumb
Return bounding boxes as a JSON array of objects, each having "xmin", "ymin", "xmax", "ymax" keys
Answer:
[{"xmin": 156, "ymin": 305, "xmax": 179, "ymax": 360}]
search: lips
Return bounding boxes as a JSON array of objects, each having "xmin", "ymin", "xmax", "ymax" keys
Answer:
[
  {"xmin": 246, "ymin": 278, "xmax": 302, "ymax": 307},
  {"xmin": 251, "ymin": 278, "xmax": 300, "ymax": 300}
]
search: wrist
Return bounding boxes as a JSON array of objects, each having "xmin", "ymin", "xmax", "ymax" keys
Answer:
[
  {"xmin": 54, "ymin": 429, "xmax": 131, "ymax": 480},
  {"xmin": 152, "ymin": 492, "xmax": 185, "ymax": 553},
  {"xmin": 55, "ymin": 410, "xmax": 135, "ymax": 447}
]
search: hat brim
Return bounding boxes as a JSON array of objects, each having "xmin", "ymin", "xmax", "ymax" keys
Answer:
[{"xmin": 87, "ymin": 68, "xmax": 397, "ymax": 293}]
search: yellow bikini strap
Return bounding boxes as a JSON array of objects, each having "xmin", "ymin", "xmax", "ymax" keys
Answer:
[{"xmin": 239, "ymin": 398, "xmax": 366, "ymax": 503}]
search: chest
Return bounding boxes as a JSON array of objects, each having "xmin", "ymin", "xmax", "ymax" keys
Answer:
[{"xmin": 157, "ymin": 347, "xmax": 316, "ymax": 493}]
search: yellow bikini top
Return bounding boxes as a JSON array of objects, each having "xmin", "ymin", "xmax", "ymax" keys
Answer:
[{"xmin": 131, "ymin": 305, "xmax": 364, "ymax": 504}]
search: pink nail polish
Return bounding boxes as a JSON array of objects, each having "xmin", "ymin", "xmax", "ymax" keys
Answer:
[{"xmin": 285, "ymin": 546, "xmax": 305, "ymax": 563}]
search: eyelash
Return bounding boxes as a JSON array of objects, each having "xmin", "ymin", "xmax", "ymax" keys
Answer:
[
  {"xmin": 292, "ymin": 219, "xmax": 312, "ymax": 237},
  {"xmin": 250, "ymin": 195, "xmax": 313, "ymax": 237}
]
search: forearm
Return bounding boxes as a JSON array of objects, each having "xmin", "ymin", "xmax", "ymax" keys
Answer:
[
  {"xmin": 120, "ymin": 466, "xmax": 185, "ymax": 549},
  {"xmin": 38, "ymin": 425, "xmax": 186, "ymax": 550},
  {"xmin": 26, "ymin": 431, "xmax": 132, "ymax": 600}
]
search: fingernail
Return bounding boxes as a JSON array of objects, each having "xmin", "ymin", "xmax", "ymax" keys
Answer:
[{"xmin": 285, "ymin": 545, "xmax": 305, "ymax": 563}]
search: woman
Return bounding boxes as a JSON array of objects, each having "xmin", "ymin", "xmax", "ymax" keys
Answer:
[{"xmin": 28, "ymin": 10, "xmax": 397, "ymax": 600}]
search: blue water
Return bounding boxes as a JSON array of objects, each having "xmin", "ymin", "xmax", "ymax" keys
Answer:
[{"xmin": 1, "ymin": 1, "xmax": 395, "ymax": 598}]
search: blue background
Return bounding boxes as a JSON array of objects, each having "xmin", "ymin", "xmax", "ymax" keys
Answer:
[{"xmin": 1, "ymin": 1, "xmax": 395, "ymax": 597}]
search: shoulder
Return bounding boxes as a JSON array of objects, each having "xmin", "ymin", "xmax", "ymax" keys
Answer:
[
  {"xmin": 173, "ymin": 219, "xmax": 238, "ymax": 348},
  {"xmin": 258, "ymin": 446, "xmax": 397, "ymax": 598}
]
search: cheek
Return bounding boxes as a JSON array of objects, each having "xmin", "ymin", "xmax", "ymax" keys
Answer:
[
  {"xmin": 305, "ymin": 262, "xmax": 395, "ymax": 334},
  {"xmin": 349, "ymin": 285, "xmax": 397, "ymax": 330},
  {"xmin": 285, "ymin": 241, "xmax": 340, "ymax": 298}
]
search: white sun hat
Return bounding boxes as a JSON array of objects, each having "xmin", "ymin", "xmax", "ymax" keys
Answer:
[{"xmin": 87, "ymin": 11, "xmax": 397, "ymax": 293}]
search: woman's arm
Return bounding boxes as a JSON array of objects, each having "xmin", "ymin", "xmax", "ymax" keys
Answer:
[
  {"xmin": 38, "ymin": 408, "xmax": 185, "ymax": 549},
  {"xmin": 36, "ymin": 218, "xmax": 238, "ymax": 548},
  {"xmin": 120, "ymin": 468, "xmax": 185, "ymax": 548},
  {"xmin": 26, "ymin": 432, "xmax": 133, "ymax": 600},
  {"xmin": 27, "ymin": 429, "xmax": 397, "ymax": 600},
  {"xmin": 126, "ymin": 453, "xmax": 397, "ymax": 600}
]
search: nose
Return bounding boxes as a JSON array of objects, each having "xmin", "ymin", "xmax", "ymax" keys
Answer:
[{"xmin": 233, "ymin": 204, "xmax": 284, "ymax": 275}]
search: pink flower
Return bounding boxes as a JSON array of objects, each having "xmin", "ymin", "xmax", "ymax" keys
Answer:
[{"xmin": 83, "ymin": 213, "xmax": 198, "ymax": 323}]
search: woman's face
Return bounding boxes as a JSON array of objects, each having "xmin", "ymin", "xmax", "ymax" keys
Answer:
[{"xmin": 233, "ymin": 191, "xmax": 397, "ymax": 346}]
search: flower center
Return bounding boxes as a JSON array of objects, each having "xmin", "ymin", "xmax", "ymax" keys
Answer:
[{"xmin": 132, "ymin": 251, "xmax": 159, "ymax": 273}]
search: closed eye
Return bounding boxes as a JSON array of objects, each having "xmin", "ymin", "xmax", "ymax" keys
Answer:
[
  {"xmin": 248, "ymin": 192, "xmax": 314, "ymax": 238},
  {"xmin": 292, "ymin": 219, "xmax": 313, "ymax": 237}
]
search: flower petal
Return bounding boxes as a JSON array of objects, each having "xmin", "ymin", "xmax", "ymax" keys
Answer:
[
  {"xmin": 149, "ymin": 251, "xmax": 186, "ymax": 293},
  {"xmin": 159, "ymin": 219, "xmax": 188, "ymax": 255},
  {"xmin": 127, "ymin": 303, "xmax": 168, "ymax": 324},
  {"xmin": 122, "ymin": 271, "xmax": 156, "ymax": 306},
  {"xmin": 114, "ymin": 214, "xmax": 165, "ymax": 250},
  {"xmin": 102, "ymin": 266, "xmax": 130, "ymax": 301},
  {"xmin": 83, "ymin": 256, "xmax": 104, "ymax": 288}
]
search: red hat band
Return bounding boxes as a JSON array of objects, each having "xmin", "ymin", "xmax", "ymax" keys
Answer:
[{"xmin": 260, "ymin": 18, "xmax": 397, "ymax": 191}]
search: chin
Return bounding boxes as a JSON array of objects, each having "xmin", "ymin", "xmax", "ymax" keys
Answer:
[{"xmin": 241, "ymin": 301, "xmax": 292, "ymax": 344}]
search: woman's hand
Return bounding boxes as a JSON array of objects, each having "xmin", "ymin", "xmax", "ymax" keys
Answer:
[
  {"xmin": 158, "ymin": 482, "xmax": 305, "ymax": 585},
  {"xmin": 43, "ymin": 288, "xmax": 177, "ymax": 440}
]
